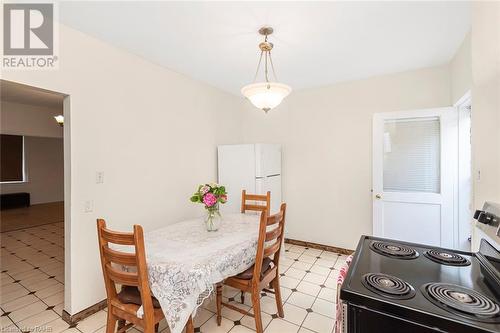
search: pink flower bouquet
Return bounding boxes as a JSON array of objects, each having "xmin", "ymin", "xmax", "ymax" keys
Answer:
[{"xmin": 190, "ymin": 183, "xmax": 227, "ymax": 231}]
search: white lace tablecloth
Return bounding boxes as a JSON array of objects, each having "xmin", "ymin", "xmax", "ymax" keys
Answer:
[{"xmin": 144, "ymin": 213, "xmax": 260, "ymax": 333}]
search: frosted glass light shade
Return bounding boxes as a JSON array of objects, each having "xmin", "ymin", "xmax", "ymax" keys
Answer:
[{"xmin": 241, "ymin": 82, "xmax": 291, "ymax": 112}]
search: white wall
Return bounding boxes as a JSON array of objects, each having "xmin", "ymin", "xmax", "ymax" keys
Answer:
[
  {"xmin": 450, "ymin": 32, "xmax": 472, "ymax": 104},
  {"xmin": 471, "ymin": 1, "xmax": 500, "ymax": 208},
  {"xmin": 1, "ymin": 136, "xmax": 64, "ymax": 204},
  {"xmin": 241, "ymin": 65, "xmax": 451, "ymax": 250},
  {"xmin": 2, "ymin": 24, "xmax": 243, "ymax": 315},
  {"xmin": 1, "ymin": 101, "xmax": 64, "ymax": 138}
]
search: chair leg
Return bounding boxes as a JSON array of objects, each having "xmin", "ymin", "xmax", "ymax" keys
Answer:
[
  {"xmin": 185, "ymin": 315, "xmax": 194, "ymax": 333},
  {"xmin": 251, "ymin": 289, "xmax": 264, "ymax": 333},
  {"xmin": 216, "ymin": 284, "xmax": 222, "ymax": 326},
  {"xmin": 117, "ymin": 319, "xmax": 126, "ymax": 332},
  {"xmin": 106, "ymin": 310, "xmax": 117, "ymax": 333},
  {"xmin": 272, "ymin": 277, "xmax": 285, "ymax": 318},
  {"xmin": 240, "ymin": 291, "xmax": 245, "ymax": 304},
  {"xmin": 154, "ymin": 323, "xmax": 159, "ymax": 333}
]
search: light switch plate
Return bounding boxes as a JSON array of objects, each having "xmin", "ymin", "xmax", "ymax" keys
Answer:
[
  {"xmin": 96, "ymin": 171, "xmax": 104, "ymax": 184},
  {"xmin": 84, "ymin": 200, "xmax": 93, "ymax": 213}
]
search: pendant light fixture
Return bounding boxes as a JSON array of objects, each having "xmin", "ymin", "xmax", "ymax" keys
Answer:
[{"xmin": 241, "ymin": 27, "xmax": 291, "ymax": 113}]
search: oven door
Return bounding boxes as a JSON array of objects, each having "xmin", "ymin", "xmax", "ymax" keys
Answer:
[{"xmin": 346, "ymin": 304, "xmax": 438, "ymax": 333}]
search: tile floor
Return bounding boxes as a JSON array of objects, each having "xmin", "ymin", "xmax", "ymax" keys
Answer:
[{"xmin": 1, "ymin": 222, "xmax": 346, "ymax": 333}]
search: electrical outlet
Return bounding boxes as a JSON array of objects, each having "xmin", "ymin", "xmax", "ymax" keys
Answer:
[
  {"xmin": 96, "ymin": 171, "xmax": 104, "ymax": 184},
  {"xmin": 84, "ymin": 200, "xmax": 93, "ymax": 213}
]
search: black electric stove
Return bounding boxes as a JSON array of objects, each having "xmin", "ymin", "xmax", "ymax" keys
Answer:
[{"xmin": 340, "ymin": 236, "xmax": 500, "ymax": 333}]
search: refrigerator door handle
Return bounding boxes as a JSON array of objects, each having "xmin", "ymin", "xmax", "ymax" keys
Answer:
[{"xmin": 267, "ymin": 174, "xmax": 280, "ymax": 177}]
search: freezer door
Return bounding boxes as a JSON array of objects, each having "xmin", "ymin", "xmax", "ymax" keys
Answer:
[
  {"xmin": 255, "ymin": 144, "xmax": 282, "ymax": 177},
  {"xmin": 217, "ymin": 144, "xmax": 256, "ymax": 213}
]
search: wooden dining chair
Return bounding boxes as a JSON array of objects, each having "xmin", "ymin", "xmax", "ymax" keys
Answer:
[
  {"xmin": 241, "ymin": 190, "xmax": 271, "ymax": 215},
  {"xmin": 216, "ymin": 203, "xmax": 287, "ymax": 333},
  {"xmin": 96, "ymin": 219, "xmax": 194, "ymax": 333}
]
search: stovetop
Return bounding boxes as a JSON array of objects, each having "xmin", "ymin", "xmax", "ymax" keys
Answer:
[{"xmin": 340, "ymin": 235, "xmax": 500, "ymax": 333}]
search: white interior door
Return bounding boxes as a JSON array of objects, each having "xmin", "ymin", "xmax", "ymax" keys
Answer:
[{"xmin": 373, "ymin": 108, "xmax": 458, "ymax": 248}]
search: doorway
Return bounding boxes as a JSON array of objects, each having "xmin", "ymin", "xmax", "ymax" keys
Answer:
[
  {"xmin": 372, "ymin": 107, "xmax": 459, "ymax": 248},
  {"xmin": 0, "ymin": 80, "xmax": 71, "ymax": 328}
]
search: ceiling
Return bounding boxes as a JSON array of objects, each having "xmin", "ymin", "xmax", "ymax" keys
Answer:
[
  {"xmin": 1, "ymin": 80, "xmax": 65, "ymax": 109},
  {"xmin": 59, "ymin": 1, "xmax": 470, "ymax": 95}
]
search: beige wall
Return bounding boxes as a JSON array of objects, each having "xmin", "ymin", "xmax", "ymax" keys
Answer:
[
  {"xmin": 471, "ymin": 1, "xmax": 500, "ymax": 208},
  {"xmin": 241, "ymin": 65, "xmax": 452, "ymax": 250},
  {"xmin": 1, "ymin": 136, "xmax": 64, "ymax": 204},
  {"xmin": 2, "ymin": 24, "xmax": 243, "ymax": 314},
  {"xmin": 451, "ymin": 32, "xmax": 472, "ymax": 104},
  {"xmin": 1, "ymin": 101, "xmax": 64, "ymax": 138}
]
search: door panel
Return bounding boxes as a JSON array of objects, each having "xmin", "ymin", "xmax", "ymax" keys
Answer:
[
  {"xmin": 373, "ymin": 108, "xmax": 457, "ymax": 248},
  {"xmin": 383, "ymin": 201, "xmax": 441, "ymax": 246}
]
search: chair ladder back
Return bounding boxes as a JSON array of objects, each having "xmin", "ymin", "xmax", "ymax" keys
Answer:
[
  {"xmin": 133, "ymin": 224, "xmax": 155, "ymax": 312},
  {"xmin": 96, "ymin": 219, "xmax": 154, "ymax": 311},
  {"xmin": 252, "ymin": 203, "xmax": 287, "ymax": 281},
  {"xmin": 241, "ymin": 190, "xmax": 271, "ymax": 215}
]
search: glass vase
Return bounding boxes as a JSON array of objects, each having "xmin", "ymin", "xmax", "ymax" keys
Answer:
[{"xmin": 205, "ymin": 207, "xmax": 221, "ymax": 232}]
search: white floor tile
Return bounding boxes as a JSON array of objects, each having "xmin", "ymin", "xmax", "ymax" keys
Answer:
[
  {"xmin": 309, "ymin": 265, "xmax": 331, "ymax": 277},
  {"xmin": 297, "ymin": 255, "xmax": 316, "ymax": 264},
  {"xmin": 17, "ymin": 310, "xmax": 60, "ymax": 331},
  {"xmin": 265, "ymin": 318, "xmax": 299, "ymax": 333},
  {"xmin": 230, "ymin": 325, "xmax": 254, "ymax": 333},
  {"xmin": 284, "ymin": 268, "xmax": 306, "ymax": 280},
  {"xmin": 2, "ymin": 294, "xmax": 39, "ymax": 312},
  {"xmin": 302, "ymin": 272, "xmax": 326, "ymax": 285},
  {"xmin": 311, "ymin": 298, "xmax": 336, "ymax": 318},
  {"xmin": 281, "ymin": 303, "xmax": 308, "ymax": 326},
  {"xmin": 290, "ymin": 261, "xmax": 312, "ymax": 271},
  {"xmin": 286, "ymin": 292, "xmax": 315, "ymax": 309},
  {"xmin": 279, "ymin": 276, "xmax": 300, "ymax": 289},
  {"xmin": 76, "ymin": 310, "xmax": 107, "ymax": 333},
  {"xmin": 200, "ymin": 316, "xmax": 233, "ymax": 333},
  {"xmin": 9, "ymin": 301, "xmax": 47, "ymax": 323},
  {"xmin": 301, "ymin": 312, "xmax": 334, "ymax": 333},
  {"xmin": 296, "ymin": 281, "xmax": 321, "ymax": 297},
  {"xmin": 324, "ymin": 277, "xmax": 338, "ymax": 290},
  {"xmin": 240, "ymin": 311, "xmax": 272, "ymax": 331},
  {"xmin": 193, "ymin": 308, "xmax": 214, "ymax": 328},
  {"xmin": 317, "ymin": 287, "xmax": 336, "ymax": 302}
]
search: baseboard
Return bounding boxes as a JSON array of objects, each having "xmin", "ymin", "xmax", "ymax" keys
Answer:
[
  {"xmin": 62, "ymin": 299, "xmax": 107, "ymax": 325},
  {"xmin": 285, "ymin": 238, "xmax": 354, "ymax": 255}
]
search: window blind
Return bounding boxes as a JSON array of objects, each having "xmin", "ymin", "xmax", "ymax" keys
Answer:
[{"xmin": 383, "ymin": 117, "xmax": 440, "ymax": 193}]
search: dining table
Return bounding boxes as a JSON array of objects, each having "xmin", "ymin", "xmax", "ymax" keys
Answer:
[{"xmin": 140, "ymin": 212, "xmax": 261, "ymax": 333}]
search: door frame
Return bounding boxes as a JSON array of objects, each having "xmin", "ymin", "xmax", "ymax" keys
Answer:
[
  {"xmin": 372, "ymin": 107, "xmax": 458, "ymax": 248},
  {"xmin": 454, "ymin": 91, "xmax": 472, "ymax": 250}
]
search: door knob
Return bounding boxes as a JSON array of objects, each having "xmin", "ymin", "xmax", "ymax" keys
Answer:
[{"xmin": 375, "ymin": 194, "xmax": 382, "ymax": 199}]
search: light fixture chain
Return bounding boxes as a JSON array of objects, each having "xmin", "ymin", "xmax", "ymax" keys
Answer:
[
  {"xmin": 268, "ymin": 51, "xmax": 278, "ymax": 82},
  {"xmin": 253, "ymin": 51, "xmax": 264, "ymax": 83},
  {"xmin": 264, "ymin": 51, "xmax": 269, "ymax": 83}
]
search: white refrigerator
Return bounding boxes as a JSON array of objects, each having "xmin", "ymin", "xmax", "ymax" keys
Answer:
[{"xmin": 217, "ymin": 144, "xmax": 282, "ymax": 215}]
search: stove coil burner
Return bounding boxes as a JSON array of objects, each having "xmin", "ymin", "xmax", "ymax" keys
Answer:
[
  {"xmin": 422, "ymin": 283, "xmax": 500, "ymax": 323},
  {"xmin": 370, "ymin": 241, "xmax": 419, "ymax": 259},
  {"xmin": 424, "ymin": 249, "xmax": 471, "ymax": 266},
  {"xmin": 362, "ymin": 273, "xmax": 416, "ymax": 299}
]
